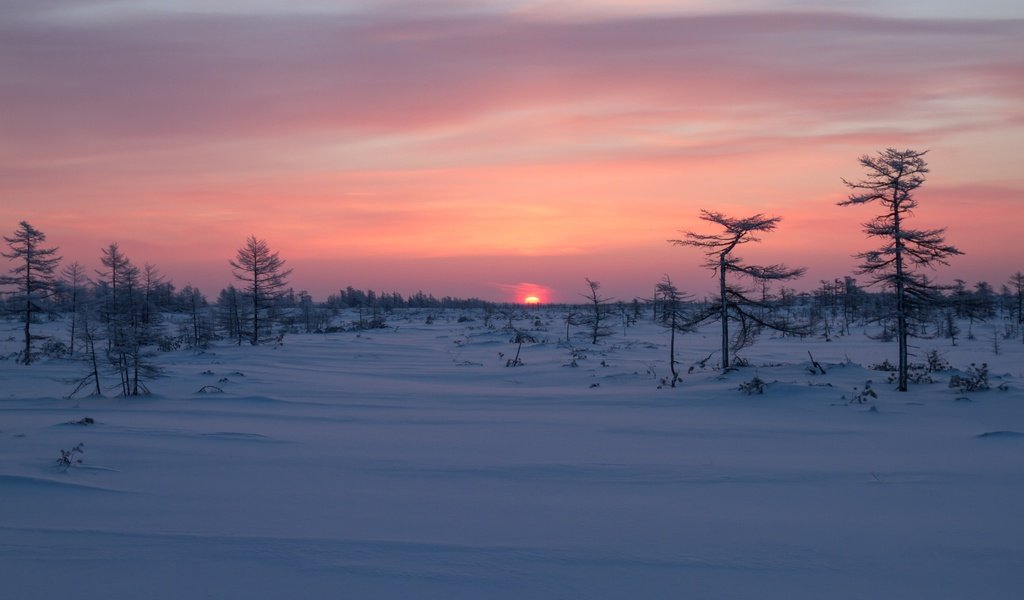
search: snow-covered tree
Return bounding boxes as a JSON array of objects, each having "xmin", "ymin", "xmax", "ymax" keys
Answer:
[
  {"xmin": 230, "ymin": 236, "xmax": 292, "ymax": 345},
  {"xmin": 839, "ymin": 148, "xmax": 962, "ymax": 391},
  {"xmin": 670, "ymin": 210, "xmax": 805, "ymax": 369},
  {"xmin": 1, "ymin": 221, "xmax": 61, "ymax": 364}
]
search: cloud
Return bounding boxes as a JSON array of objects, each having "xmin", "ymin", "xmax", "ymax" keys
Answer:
[
  {"xmin": 3, "ymin": 3, "xmax": 1022, "ymax": 299},
  {"xmin": 3, "ymin": 9, "xmax": 1021, "ymax": 155}
]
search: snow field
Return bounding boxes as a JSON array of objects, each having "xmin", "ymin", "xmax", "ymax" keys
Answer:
[{"xmin": 2, "ymin": 311, "xmax": 1023, "ymax": 598}]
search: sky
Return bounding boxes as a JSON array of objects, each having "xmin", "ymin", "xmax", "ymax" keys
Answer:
[{"xmin": 2, "ymin": 0, "xmax": 1022, "ymax": 303}]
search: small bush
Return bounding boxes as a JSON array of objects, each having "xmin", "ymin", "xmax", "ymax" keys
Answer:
[
  {"xmin": 845, "ymin": 382, "xmax": 878, "ymax": 404},
  {"xmin": 949, "ymin": 363, "xmax": 989, "ymax": 392},
  {"xmin": 888, "ymin": 364, "xmax": 935, "ymax": 385},
  {"xmin": 738, "ymin": 376, "xmax": 766, "ymax": 395},
  {"xmin": 41, "ymin": 339, "xmax": 69, "ymax": 358},
  {"xmin": 57, "ymin": 443, "xmax": 85, "ymax": 471},
  {"xmin": 157, "ymin": 335, "xmax": 185, "ymax": 352},
  {"xmin": 926, "ymin": 350, "xmax": 952, "ymax": 373}
]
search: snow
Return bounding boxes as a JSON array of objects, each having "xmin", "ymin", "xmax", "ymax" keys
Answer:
[{"xmin": 2, "ymin": 311, "xmax": 1023, "ymax": 598}]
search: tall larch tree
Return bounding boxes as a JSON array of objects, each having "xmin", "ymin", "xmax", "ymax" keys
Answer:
[
  {"xmin": 670, "ymin": 210, "xmax": 805, "ymax": 369},
  {"xmin": 230, "ymin": 235, "xmax": 292, "ymax": 345},
  {"xmin": 839, "ymin": 148, "xmax": 962, "ymax": 391},
  {"xmin": 2, "ymin": 221, "xmax": 61, "ymax": 364},
  {"xmin": 61, "ymin": 261, "xmax": 86, "ymax": 356}
]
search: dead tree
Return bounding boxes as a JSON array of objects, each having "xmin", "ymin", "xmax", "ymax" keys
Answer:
[{"xmin": 670, "ymin": 210, "xmax": 805, "ymax": 369}]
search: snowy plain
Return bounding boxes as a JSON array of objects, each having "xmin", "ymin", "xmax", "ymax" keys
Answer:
[{"xmin": 2, "ymin": 309, "xmax": 1023, "ymax": 599}]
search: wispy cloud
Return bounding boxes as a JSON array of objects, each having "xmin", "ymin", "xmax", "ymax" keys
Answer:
[{"xmin": 2, "ymin": 2, "xmax": 1022, "ymax": 298}]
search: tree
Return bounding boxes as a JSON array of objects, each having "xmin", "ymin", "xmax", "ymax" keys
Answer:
[
  {"xmin": 653, "ymin": 275, "xmax": 692, "ymax": 387},
  {"xmin": 1, "ymin": 221, "xmax": 61, "ymax": 364},
  {"xmin": 839, "ymin": 148, "xmax": 962, "ymax": 391},
  {"xmin": 60, "ymin": 261, "xmax": 86, "ymax": 356},
  {"xmin": 67, "ymin": 307, "xmax": 104, "ymax": 398},
  {"xmin": 580, "ymin": 278, "xmax": 614, "ymax": 344},
  {"xmin": 216, "ymin": 285, "xmax": 246, "ymax": 346},
  {"xmin": 670, "ymin": 210, "xmax": 805, "ymax": 369},
  {"xmin": 1007, "ymin": 272, "xmax": 1024, "ymax": 328},
  {"xmin": 140, "ymin": 263, "xmax": 166, "ymax": 326},
  {"xmin": 96, "ymin": 242, "xmax": 134, "ymax": 317},
  {"xmin": 93, "ymin": 243, "xmax": 163, "ymax": 396},
  {"xmin": 229, "ymin": 236, "xmax": 292, "ymax": 345},
  {"xmin": 180, "ymin": 285, "xmax": 212, "ymax": 349}
]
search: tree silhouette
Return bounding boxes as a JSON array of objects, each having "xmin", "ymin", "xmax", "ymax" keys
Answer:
[
  {"xmin": 670, "ymin": 210, "xmax": 805, "ymax": 369},
  {"xmin": 230, "ymin": 236, "xmax": 292, "ymax": 345},
  {"xmin": 839, "ymin": 148, "xmax": 962, "ymax": 391},
  {"xmin": 60, "ymin": 261, "xmax": 86, "ymax": 357},
  {"xmin": 2, "ymin": 221, "xmax": 61, "ymax": 364},
  {"xmin": 1008, "ymin": 271, "xmax": 1024, "ymax": 330},
  {"xmin": 580, "ymin": 278, "xmax": 614, "ymax": 344},
  {"xmin": 653, "ymin": 275, "xmax": 692, "ymax": 387}
]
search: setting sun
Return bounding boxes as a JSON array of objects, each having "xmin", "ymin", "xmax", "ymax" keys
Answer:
[{"xmin": 524, "ymin": 296, "xmax": 541, "ymax": 305}]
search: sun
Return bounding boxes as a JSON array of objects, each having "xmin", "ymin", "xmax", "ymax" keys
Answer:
[{"xmin": 523, "ymin": 295, "xmax": 541, "ymax": 305}]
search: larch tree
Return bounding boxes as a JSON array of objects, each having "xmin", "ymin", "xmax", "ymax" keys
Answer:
[
  {"xmin": 1008, "ymin": 272, "xmax": 1024, "ymax": 329},
  {"xmin": 580, "ymin": 278, "xmax": 614, "ymax": 345},
  {"xmin": 653, "ymin": 275, "xmax": 693, "ymax": 387},
  {"xmin": 2, "ymin": 221, "xmax": 62, "ymax": 364},
  {"xmin": 839, "ymin": 148, "xmax": 962, "ymax": 391},
  {"xmin": 61, "ymin": 261, "xmax": 86, "ymax": 356},
  {"xmin": 96, "ymin": 242, "xmax": 134, "ymax": 326},
  {"xmin": 230, "ymin": 235, "xmax": 292, "ymax": 345},
  {"xmin": 670, "ymin": 210, "xmax": 805, "ymax": 369}
]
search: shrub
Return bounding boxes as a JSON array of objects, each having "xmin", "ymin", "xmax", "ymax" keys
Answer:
[
  {"xmin": 738, "ymin": 376, "xmax": 766, "ymax": 395},
  {"xmin": 949, "ymin": 363, "xmax": 989, "ymax": 392},
  {"xmin": 926, "ymin": 350, "xmax": 952, "ymax": 373},
  {"xmin": 56, "ymin": 443, "xmax": 85, "ymax": 471},
  {"xmin": 845, "ymin": 382, "xmax": 878, "ymax": 404}
]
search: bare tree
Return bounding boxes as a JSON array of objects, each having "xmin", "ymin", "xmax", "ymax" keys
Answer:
[
  {"xmin": 1009, "ymin": 272, "xmax": 1024, "ymax": 330},
  {"xmin": 60, "ymin": 261, "xmax": 86, "ymax": 356},
  {"xmin": 653, "ymin": 275, "xmax": 692, "ymax": 387},
  {"xmin": 670, "ymin": 210, "xmax": 805, "ymax": 369},
  {"xmin": 580, "ymin": 278, "xmax": 614, "ymax": 344},
  {"xmin": 839, "ymin": 148, "xmax": 962, "ymax": 391},
  {"xmin": 1, "ymin": 221, "xmax": 61, "ymax": 364},
  {"xmin": 217, "ymin": 285, "xmax": 247, "ymax": 346},
  {"xmin": 96, "ymin": 242, "xmax": 133, "ymax": 315},
  {"xmin": 140, "ymin": 263, "xmax": 165, "ymax": 326},
  {"xmin": 67, "ymin": 307, "xmax": 104, "ymax": 398},
  {"xmin": 230, "ymin": 235, "xmax": 292, "ymax": 345}
]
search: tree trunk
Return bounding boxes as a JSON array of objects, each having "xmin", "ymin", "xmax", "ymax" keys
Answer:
[
  {"xmin": 22, "ymin": 265, "xmax": 32, "ymax": 365},
  {"xmin": 669, "ymin": 308, "xmax": 678, "ymax": 387},
  {"xmin": 68, "ymin": 291, "xmax": 77, "ymax": 357},
  {"xmin": 251, "ymin": 272, "xmax": 260, "ymax": 345},
  {"xmin": 720, "ymin": 252, "xmax": 729, "ymax": 369},
  {"xmin": 893, "ymin": 198, "xmax": 908, "ymax": 391}
]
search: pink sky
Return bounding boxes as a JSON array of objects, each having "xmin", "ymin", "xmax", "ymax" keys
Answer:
[{"xmin": 3, "ymin": 1, "xmax": 1022, "ymax": 302}]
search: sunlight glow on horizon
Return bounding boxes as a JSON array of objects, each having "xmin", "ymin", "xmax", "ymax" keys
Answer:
[{"xmin": 3, "ymin": 1, "xmax": 1022, "ymax": 301}]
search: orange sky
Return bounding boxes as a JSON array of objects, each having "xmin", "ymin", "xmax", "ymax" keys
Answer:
[{"xmin": 3, "ymin": 1, "xmax": 1022, "ymax": 302}]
